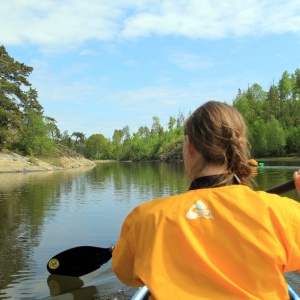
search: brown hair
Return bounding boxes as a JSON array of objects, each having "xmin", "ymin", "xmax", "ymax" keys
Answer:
[{"xmin": 184, "ymin": 101, "xmax": 252, "ymax": 185}]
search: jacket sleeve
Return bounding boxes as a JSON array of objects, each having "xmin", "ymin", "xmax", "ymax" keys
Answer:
[
  {"xmin": 286, "ymin": 199, "xmax": 300, "ymax": 273},
  {"xmin": 112, "ymin": 210, "xmax": 144, "ymax": 287}
]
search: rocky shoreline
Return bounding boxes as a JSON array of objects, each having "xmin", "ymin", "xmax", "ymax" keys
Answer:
[{"xmin": 0, "ymin": 150, "xmax": 95, "ymax": 173}]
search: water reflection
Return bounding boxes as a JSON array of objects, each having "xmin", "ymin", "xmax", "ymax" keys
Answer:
[
  {"xmin": 0, "ymin": 162, "xmax": 300, "ymax": 299},
  {"xmin": 45, "ymin": 270, "xmax": 136, "ymax": 300},
  {"xmin": 0, "ymin": 167, "xmax": 96, "ymax": 299},
  {"xmin": 47, "ymin": 275, "xmax": 84, "ymax": 296}
]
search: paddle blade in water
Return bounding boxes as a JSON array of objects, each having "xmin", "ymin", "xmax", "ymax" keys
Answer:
[{"xmin": 47, "ymin": 246, "xmax": 112, "ymax": 277}]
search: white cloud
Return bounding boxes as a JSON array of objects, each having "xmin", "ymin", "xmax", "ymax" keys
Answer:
[
  {"xmin": 107, "ymin": 86, "xmax": 188, "ymax": 109},
  {"xmin": 121, "ymin": 0, "xmax": 300, "ymax": 38},
  {"xmin": 170, "ymin": 52, "xmax": 214, "ymax": 71},
  {"xmin": 0, "ymin": 0, "xmax": 124, "ymax": 51},
  {"xmin": 1, "ymin": 0, "xmax": 300, "ymax": 52},
  {"xmin": 104, "ymin": 83, "xmax": 230, "ymax": 120},
  {"xmin": 260, "ymin": 1, "xmax": 300, "ymax": 34}
]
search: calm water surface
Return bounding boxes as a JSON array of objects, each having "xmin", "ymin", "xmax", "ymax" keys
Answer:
[{"xmin": 0, "ymin": 161, "xmax": 300, "ymax": 299}]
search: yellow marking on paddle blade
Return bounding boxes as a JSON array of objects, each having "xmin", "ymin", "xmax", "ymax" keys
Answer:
[{"xmin": 48, "ymin": 259, "xmax": 59, "ymax": 270}]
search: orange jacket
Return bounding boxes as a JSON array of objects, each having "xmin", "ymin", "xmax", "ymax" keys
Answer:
[{"xmin": 112, "ymin": 185, "xmax": 300, "ymax": 299}]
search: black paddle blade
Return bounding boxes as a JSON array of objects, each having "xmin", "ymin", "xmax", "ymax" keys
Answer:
[{"xmin": 47, "ymin": 246, "xmax": 112, "ymax": 277}]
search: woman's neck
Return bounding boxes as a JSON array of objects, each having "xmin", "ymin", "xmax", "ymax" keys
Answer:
[{"xmin": 191, "ymin": 164, "xmax": 228, "ymax": 181}]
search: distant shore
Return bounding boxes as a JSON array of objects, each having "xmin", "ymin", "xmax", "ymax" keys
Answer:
[
  {"xmin": 1, "ymin": 150, "xmax": 299, "ymax": 174},
  {"xmin": 256, "ymin": 157, "xmax": 300, "ymax": 161},
  {"xmin": 0, "ymin": 149, "xmax": 95, "ymax": 173},
  {"xmin": 92, "ymin": 160, "xmax": 117, "ymax": 163}
]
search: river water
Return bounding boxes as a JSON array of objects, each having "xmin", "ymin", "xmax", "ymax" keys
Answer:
[{"xmin": 0, "ymin": 161, "xmax": 300, "ymax": 299}]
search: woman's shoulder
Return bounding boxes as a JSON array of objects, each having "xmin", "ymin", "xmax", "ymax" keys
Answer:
[{"xmin": 136, "ymin": 192, "xmax": 187, "ymax": 209}]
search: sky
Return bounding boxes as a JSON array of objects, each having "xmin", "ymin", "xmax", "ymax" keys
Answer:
[{"xmin": 1, "ymin": 0, "xmax": 300, "ymax": 139}]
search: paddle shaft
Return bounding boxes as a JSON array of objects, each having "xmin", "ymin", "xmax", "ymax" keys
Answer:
[{"xmin": 265, "ymin": 179, "xmax": 295, "ymax": 194}]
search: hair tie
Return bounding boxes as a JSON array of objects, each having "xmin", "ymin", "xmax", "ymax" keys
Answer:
[{"xmin": 233, "ymin": 174, "xmax": 241, "ymax": 184}]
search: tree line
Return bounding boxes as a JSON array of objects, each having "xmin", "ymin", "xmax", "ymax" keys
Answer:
[
  {"xmin": 1, "ymin": 44, "xmax": 300, "ymax": 161},
  {"xmin": 233, "ymin": 70, "xmax": 300, "ymax": 157}
]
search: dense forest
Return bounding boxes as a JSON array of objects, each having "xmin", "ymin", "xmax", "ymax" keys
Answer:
[{"xmin": 1, "ymin": 45, "xmax": 300, "ymax": 162}]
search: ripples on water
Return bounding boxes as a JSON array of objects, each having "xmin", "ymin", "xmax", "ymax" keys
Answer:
[{"xmin": 0, "ymin": 162, "xmax": 300, "ymax": 299}]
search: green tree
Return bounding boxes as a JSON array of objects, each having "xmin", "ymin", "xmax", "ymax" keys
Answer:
[
  {"xmin": 291, "ymin": 69, "xmax": 300, "ymax": 126},
  {"xmin": 279, "ymin": 71, "xmax": 293, "ymax": 101},
  {"xmin": 85, "ymin": 134, "xmax": 110, "ymax": 159},
  {"xmin": 286, "ymin": 126, "xmax": 300, "ymax": 155},
  {"xmin": 176, "ymin": 112, "xmax": 185, "ymax": 128},
  {"xmin": 72, "ymin": 131, "xmax": 86, "ymax": 151},
  {"xmin": 151, "ymin": 116, "xmax": 164, "ymax": 136},
  {"xmin": 25, "ymin": 87, "xmax": 43, "ymax": 113},
  {"xmin": 0, "ymin": 45, "xmax": 33, "ymax": 148},
  {"xmin": 44, "ymin": 116, "xmax": 61, "ymax": 141},
  {"xmin": 293, "ymin": 69, "xmax": 300, "ymax": 97},
  {"xmin": 233, "ymin": 89, "xmax": 251, "ymax": 124},
  {"xmin": 278, "ymin": 71, "xmax": 293, "ymax": 125},
  {"xmin": 168, "ymin": 116, "xmax": 176, "ymax": 131},
  {"xmin": 265, "ymin": 116, "xmax": 286, "ymax": 156},
  {"xmin": 60, "ymin": 130, "xmax": 73, "ymax": 148},
  {"xmin": 158, "ymin": 127, "xmax": 184, "ymax": 161},
  {"xmin": 131, "ymin": 133, "xmax": 147, "ymax": 160},
  {"xmin": 112, "ymin": 129, "xmax": 123, "ymax": 159},
  {"xmin": 16, "ymin": 110, "xmax": 57, "ymax": 156},
  {"xmin": 122, "ymin": 126, "xmax": 131, "ymax": 141},
  {"xmin": 264, "ymin": 85, "xmax": 279, "ymax": 121},
  {"xmin": 248, "ymin": 120, "xmax": 267, "ymax": 157},
  {"xmin": 137, "ymin": 126, "xmax": 150, "ymax": 139}
]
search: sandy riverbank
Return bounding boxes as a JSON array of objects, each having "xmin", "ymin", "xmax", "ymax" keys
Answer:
[{"xmin": 0, "ymin": 150, "xmax": 95, "ymax": 173}]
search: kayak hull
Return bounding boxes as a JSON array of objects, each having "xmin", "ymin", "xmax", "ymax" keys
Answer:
[
  {"xmin": 131, "ymin": 286, "xmax": 150, "ymax": 300},
  {"xmin": 131, "ymin": 284, "xmax": 300, "ymax": 300}
]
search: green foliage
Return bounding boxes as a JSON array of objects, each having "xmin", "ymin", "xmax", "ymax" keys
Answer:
[
  {"xmin": 157, "ymin": 128, "xmax": 184, "ymax": 161},
  {"xmin": 265, "ymin": 117, "xmax": 286, "ymax": 156},
  {"xmin": 85, "ymin": 134, "xmax": 112, "ymax": 159},
  {"xmin": 60, "ymin": 131, "xmax": 74, "ymax": 149},
  {"xmin": 286, "ymin": 126, "xmax": 300, "ymax": 155},
  {"xmin": 233, "ymin": 69, "xmax": 300, "ymax": 157},
  {"xmin": 0, "ymin": 45, "xmax": 33, "ymax": 147},
  {"xmin": 157, "ymin": 138, "xmax": 183, "ymax": 162},
  {"xmin": 248, "ymin": 120, "xmax": 267, "ymax": 157},
  {"xmin": 45, "ymin": 117, "xmax": 61, "ymax": 141},
  {"xmin": 28, "ymin": 156, "xmax": 39, "ymax": 165},
  {"xmin": 0, "ymin": 45, "xmax": 60, "ymax": 156},
  {"xmin": 71, "ymin": 131, "xmax": 86, "ymax": 154},
  {"xmin": 2, "ymin": 44, "xmax": 300, "ymax": 161},
  {"xmin": 14, "ymin": 110, "xmax": 57, "ymax": 156}
]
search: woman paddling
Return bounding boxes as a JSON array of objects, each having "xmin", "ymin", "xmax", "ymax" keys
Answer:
[{"xmin": 112, "ymin": 101, "xmax": 300, "ymax": 300}]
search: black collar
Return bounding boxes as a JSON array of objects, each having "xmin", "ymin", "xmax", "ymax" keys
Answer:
[{"xmin": 188, "ymin": 174, "xmax": 239, "ymax": 191}]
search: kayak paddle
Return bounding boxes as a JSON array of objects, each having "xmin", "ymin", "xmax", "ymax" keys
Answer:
[
  {"xmin": 265, "ymin": 179, "xmax": 295, "ymax": 194},
  {"xmin": 47, "ymin": 178, "xmax": 297, "ymax": 277},
  {"xmin": 47, "ymin": 246, "xmax": 113, "ymax": 277}
]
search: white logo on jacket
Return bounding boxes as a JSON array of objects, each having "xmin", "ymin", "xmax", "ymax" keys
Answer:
[{"xmin": 186, "ymin": 200, "xmax": 214, "ymax": 219}]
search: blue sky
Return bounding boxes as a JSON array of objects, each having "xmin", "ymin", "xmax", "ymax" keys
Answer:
[{"xmin": 1, "ymin": 1, "xmax": 300, "ymax": 139}]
